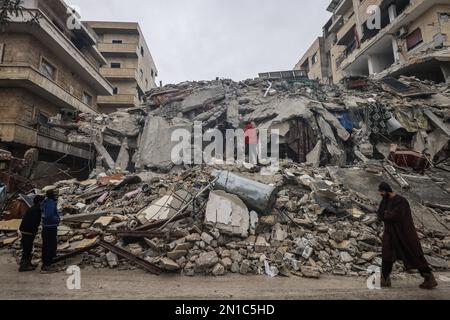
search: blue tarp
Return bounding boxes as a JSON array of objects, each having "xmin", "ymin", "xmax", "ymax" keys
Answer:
[{"xmin": 332, "ymin": 112, "xmax": 354, "ymax": 132}]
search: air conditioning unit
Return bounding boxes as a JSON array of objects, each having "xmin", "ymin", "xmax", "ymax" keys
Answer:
[{"xmin": 397, "ymin": 27, "xmax": 408, "ymax": 38}]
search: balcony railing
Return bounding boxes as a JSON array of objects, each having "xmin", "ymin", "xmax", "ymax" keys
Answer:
[
  {"xmin": 100, "ymin": 67, "xmax": 137, "ymax": 79},
  {"xmin": 37, "ymin": 125, "xmax": 68, "ymax": 142},
  {"xmin": 97, "ymin": 43, "xmax": 139, "ymax": 57}
]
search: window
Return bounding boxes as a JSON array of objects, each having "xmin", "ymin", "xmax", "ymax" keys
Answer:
[
  {"xmin": 312, "ymin": 53, "xmax": 318, "ymax": 65},
  {"xmin": 140, "ymin": 69, "xmax": 144, "ymax": 80},
  {"xmin": 113, "ymin": 87, "xmax": 119, "ymax": 94},
  {"xmin": 151, "ymin": 69, "xmax": 154, "ymax": 78},
  {"xmin": 40, "ymin": 58, "xmax": 57, "ymax": 80},
  {"xmin": 111, "ymin": 62, "xmax": 121, "ymax": 68},
  {"xmin": 406, "ymin": 28, "xmax": 423, "ymax": 51},
  {"xmin": 82, "ymin": 92, "xmax": 93, "ymax": 106},
  {"xmin": 0, "ymin": 44, "xmax": 4, "ymax": 63},
  {"xmin": 37, "ymin": 112, "xmax": 50, "ymax": 128},
  {"xmin": 141, "ymin": 46, "xmax": 144, "ymax": 56},
  {"xmin": 145, "ymin": 79, "xmax": 148, "ymax": 89},
  {"xmin": 112, "ymin": 40, "xmax": 123, "ymax": 44}
]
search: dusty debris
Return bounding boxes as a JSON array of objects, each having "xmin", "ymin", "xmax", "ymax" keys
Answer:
[{"xmin": 1, "ymin": 76, "xmax": 450, "ymax": 278}]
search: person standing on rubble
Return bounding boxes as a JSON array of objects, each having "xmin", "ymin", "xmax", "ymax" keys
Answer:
[
  {"xmin": 244, "ymin": 121, "xmax": 258, "ymax": 165},
  {"xmin": 377, "ymin": 182, "xmax": 438, "ymax": 290},
  {"xmin": 18, "ymin": 195, "xmax": 45, "ymax": 272},
  {"xmin": 40, "ymin": 190, "xmax": 61, "ymax": 272}
]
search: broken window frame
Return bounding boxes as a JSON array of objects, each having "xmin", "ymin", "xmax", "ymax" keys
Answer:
[{"xmin": 39, "ymin": 57, "xmax": 57, "ymax": 81}]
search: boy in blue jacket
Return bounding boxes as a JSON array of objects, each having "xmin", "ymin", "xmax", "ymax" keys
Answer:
[{"xmin": 41, "ymin": 189, "xmax": 61, "ymax": 272}]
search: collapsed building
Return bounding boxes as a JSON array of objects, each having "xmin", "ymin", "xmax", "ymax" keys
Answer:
[
  {"xmin": 296, "ymin": 0, "xmax": 450, "ymax": 84},
  {"xmin": 0, "ymin": 75, "xmax": 449, "ymax": 278}
]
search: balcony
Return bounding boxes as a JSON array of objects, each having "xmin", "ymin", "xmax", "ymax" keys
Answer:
[
  {"xmin": 0, "ymin": 122, "xmax": 93, "ymax": 160},
  {"xmin": 6, "ymin": 9, "xmax": 113, "ymax": 96},
  {"xmin": 0, "ymin": 64, "xmax": 98, "ymax": 114},
  {"xmin": 97, "ymin": 43, "xmax": 139, "ymax": 57},
  {"xmin": 97, "ymin": 94, "xmax": 138, "ymax": 107},
  {"xmin": 328, "ymin": 15, "xmax": 344, "ymax": 34},
  {"xmin": 327, "ymin": 0, "xmax": 353, "ymax": 15},
  {"xmin": 100, "ymin": 67, "xmax": 137, "ymax": 80}
]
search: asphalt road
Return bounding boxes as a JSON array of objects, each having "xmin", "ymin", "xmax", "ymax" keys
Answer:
[{"xmin": 1, "ymin": 251, "xmax": 449, "ymax": 300}]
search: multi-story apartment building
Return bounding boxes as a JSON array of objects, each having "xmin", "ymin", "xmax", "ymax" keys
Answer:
[
  {"xmin": 297, "ymin": 0, "xmax": 450, "ymax": 84},
  {"xmin": 294, "ymin": 37, "xmax": 331, "ymax": 82},
  {"xmin": 84, "ymin": 21, "xmax": 158, "ymax": 113},
  {"xmin": 0, "ymin": 0, "xmax": 113, "ymax": 162}
]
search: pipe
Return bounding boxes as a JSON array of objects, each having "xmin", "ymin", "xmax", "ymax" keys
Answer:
[{"xmin": 212, "ymin": 170, "xmax": 278, "ymax": 213}]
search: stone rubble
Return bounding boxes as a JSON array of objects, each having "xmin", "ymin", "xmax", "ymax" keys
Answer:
[{"xmin": 1, "ymin": 76, "xmax": 450, "ymax": 278}]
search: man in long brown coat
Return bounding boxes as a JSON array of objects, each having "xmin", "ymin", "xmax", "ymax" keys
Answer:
[{"xmin": 377, "ymin": 182, "xmax": 438, "ymax": 289}]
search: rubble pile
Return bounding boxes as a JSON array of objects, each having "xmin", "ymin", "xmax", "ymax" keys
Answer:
[
  {"xmin": 1, "ymin": 75, "xmax": 450, "ymax": 278},
  {"xmin": 47, "ymin": 75, "xmax": 450, "ymax": 172}
]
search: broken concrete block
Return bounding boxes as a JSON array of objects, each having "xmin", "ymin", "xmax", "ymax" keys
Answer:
[
  {"xmin": 231, "ymin": 262, "xmax": 240, "ymax": 273},
  {"xmin": 271, "ymin": 223, "xmax": 288, "ymax": 242},
  {"xmin": 239, "ymin": 260, "xmax": 251, "ymax": 275},
  {"xmin": 186, "ymin": 233, "xmax": 201, "ymax": 242},
  {"xmin": 302, "ymin": 246, "xmax": 314, "ymax": 260},
  {"xmin": 330, "ymin": 231, "xmax": 347, "ymax": 244},
  {"xmin": 340, "ymin": 251, "xmax": 354, "ymax": 263},
  {"xmin": 106, "ymin": 252, "xmax": 119, "ymax": 268},
  {"xmin": 115, "ymin": 138, "xmax": 130, "ymax": 171},
  {"xmin": 181, "ymin": 86, "xmax": 226, "ymax": 113},
  {"xmin": 106, "ymin": 112, "xmax": 140, "ymax": 137},
  {"xmin": 212, "ymin": 263, "xmax": 226, "ymax": 276},
  {"xmin": 195, "ymin": 251, "xmax": 219, "ymax": 270},
  {"xmin": 174, "ymin": 243, "xmax": 193, "ymax": 251},
  {"xmin": 136, "ymin": 116, "xmax": 192, "ymax": 169},
  {"xmin": 93, "ymin": 216, "xmax": 114, "ymax": 229},
  {"xmin": 137, "ymin": 190, "xmax": 192, "ymax": 224},
  {"xmin": 255, "ymin": 236, "xmax": 271, "ymax": 253},
  {"xmin": 221, "ymin": 257, "xmax": 233, "ymax": 270},
  {"xmin": 201, "ymin": 232, "xmax": 214, "ymax": 245},
  {"xmin": 300, "ymin": 266, "xmax": 321, "ymax": 279},
  {"xmin": 167, "ymin": 250, "xmax": 188, "ymax": 261},
  {"xmin": 306, "ymin": 140, "xmax": 322, "ymax": 167},
  {"xmin": 230, "ymin": 250, "xmax": 243, "ymax": 263},
  {"xmin": 205, "ymin": 190, "xmax": 250, "ymax": 238},
  {"xmin": 128, "ymin": 243, "xmax": 143, "ymax": 256},
  {"xmin": 160, "ymin": 257, "xmax": 180, "ymax": 271},
  {"xmin": 361, "ymin": 252, "xmax": 378, "ymax": 261}
]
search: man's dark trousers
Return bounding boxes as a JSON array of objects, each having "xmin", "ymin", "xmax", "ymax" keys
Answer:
[
  {"xmin": 42, "ymin": 227, "xmax": 57, "ymax": 266},
  {"xmin": 21, "ymin": 233, "xmax": 36, "ymax": 264}
]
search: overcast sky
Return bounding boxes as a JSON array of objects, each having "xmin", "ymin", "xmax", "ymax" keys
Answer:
[{"xmin": 71, "ymin": 0, "xmax": 331, "ymax": 85}]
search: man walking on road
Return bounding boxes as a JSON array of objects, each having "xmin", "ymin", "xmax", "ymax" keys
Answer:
[
  {"xmin": 18, "ymin": 195, "xmax": 44, "ymax": 272},
  {"xmin": 377, "ymin": 182, "xmax": 438, "ymax": 290},
  {"xmin": 40, "ymin": 189, "xmax": 61, "ymax": 273}
]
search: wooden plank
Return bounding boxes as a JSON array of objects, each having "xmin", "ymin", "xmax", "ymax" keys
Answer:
[{"xmin": 0, "ymin": 219, "xmax": 21, "ymax": 231}]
